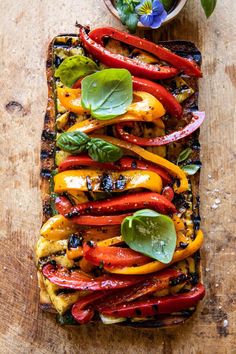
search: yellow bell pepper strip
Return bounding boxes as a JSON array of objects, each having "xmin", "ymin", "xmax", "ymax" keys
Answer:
[
  {"xmin": 54, "ymin": 169, "xmax": 163, "ymax": 194},
  {"xmin": 67, "ymin": 236, "xmax": 123, "ymax": 260},
  {"xmin": 57, "ymin": 87, "xmax": 89, "ymax": 115},
  {"xmin": 67, "ymin": 91, "xmax": 165, "ymax": 134},
  {"xmin": 40, "ymin": 215, "xmax": 79, "ymax": 241},
  {"xmin": 91, "ymin": 135, "xmax": 188, "ymax": 194},
  {"xmin": 96, "ymin": 236, "xmax": 123, "ymax": 247},
  {"xmin": 176, "ymin": 231, "xmax": 190, "ymax": 249},
  {"xmin": 58, "ymin": 155, "xmax": 171, "ymax": 185},
  {"xmin": 172, "ymin": 214, "xmax": 185, "ymax": 232},
  {"xmin": 104, "ymin": 229, "xmax": 204, "ymax": 275}
]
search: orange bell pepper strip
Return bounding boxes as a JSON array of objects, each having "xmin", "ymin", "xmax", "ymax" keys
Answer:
[{"xmin": 57, "ymin": 87, "xmax": 88, "ymax": 115}]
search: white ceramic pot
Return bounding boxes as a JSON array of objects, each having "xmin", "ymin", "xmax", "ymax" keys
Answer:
[{"xmin": 103, "ymin": 0, "xmax": 188, "ymax": 29}]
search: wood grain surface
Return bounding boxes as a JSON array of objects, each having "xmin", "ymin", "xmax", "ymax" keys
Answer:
[{"xmin": 0, "ymin": 0, "xmax": 235, "ymax": 353}]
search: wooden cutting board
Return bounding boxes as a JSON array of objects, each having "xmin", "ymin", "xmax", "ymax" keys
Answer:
[{"xmin": 0, "ymin": 0, "xmax": 235, "ymax": 353}]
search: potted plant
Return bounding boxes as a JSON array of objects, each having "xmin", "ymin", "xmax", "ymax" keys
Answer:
[{"xmin": 103, "ymin": 0, "xmax": 217, "ymax": 33}]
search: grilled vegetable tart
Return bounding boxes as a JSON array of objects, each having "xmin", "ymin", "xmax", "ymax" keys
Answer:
[{"xmin": 37, "ymin": 26, "xmax": 205, "ymax": 327}]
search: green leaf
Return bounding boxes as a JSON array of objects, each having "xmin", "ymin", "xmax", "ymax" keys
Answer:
[
  {"xmin": 182, "ymin": 164, "xmax": 201, "ymax": 175},
  {"xmin": 160, "ymin": 0, "xmax": 175, "ymax": 12},
  {"xmin": 126, "ymin": 13, "xmax": 139, "ymax": 33},
  {"xmin": 177, "ymin": 148, "xmax": 193, "ymax": 165},
  {"xmin": 55, "ymin": 55, "xmax": 98, "ymax": 87},
  {"xmin": 56, "ymin": 131, "xmax": 90, "ymax": 154},
  {"xmin": 201, "ymin": 0, "xmax": 217, "ymax": 18},
  {"xmin": 121, "ymin": 209, "xmax": 177, "ymax": 264},
  {"xmin": 116, "ymin": 0, "xmax": 129, "ymax": 23},
  {"xmin": 116, "ymin": 0, "xmax": 138, "ymax": 32},
  {"xmin": 81, "ymin": 69, "xmax": 133, "ymax": 120},
  {"xmin": 87, "ymin": 138, "xmax": 123, "ymax": 163}
]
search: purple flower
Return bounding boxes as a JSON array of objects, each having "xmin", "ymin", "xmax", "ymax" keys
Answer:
[{"xmin": 135, "ymin": 0, "xmax": 167, "ymax": 29}]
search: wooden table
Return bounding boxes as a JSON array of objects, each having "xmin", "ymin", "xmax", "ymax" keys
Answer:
[{"xmin": 0, "ymin": 0, "xmax": 235, "ymax": 353}]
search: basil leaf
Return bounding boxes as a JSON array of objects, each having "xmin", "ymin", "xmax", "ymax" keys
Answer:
[
  {"xmin": 55, "ymin": 55, "xmax": 98, "ymax": 87},
  {"xmin": 177, "ymin": 148, "xmax": 193, "ymax": 165},
  {"xmin": 182, "ymin": 164, "xmax": 201, "ymax": 175},
  {"xmin": 81, "ymin": 69, "xmax": 133, "ymax": 120},
  {"xmin": 87, "ymin": 138, "xmax": 123, "ymax": 163},
  {"xmin": 56, "ymin": 131, "xmax": 90, "ymax": 154},
  {"xmin": 201, "ymin": 0, "xmax": 217, "ymax": 18},
  {"xmin": 121, "ymin": 209, "xmax": 177, "ymax": 264}
]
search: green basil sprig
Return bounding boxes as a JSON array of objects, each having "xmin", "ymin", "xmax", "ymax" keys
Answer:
[
  {"xmin": 182, "ymin": 164, "xmax": 201, "ymax": 175},
  {"xmin": 201, "ymin": 0, "xmax": 217, "ymax": 18},
  {"xmin": 177, "ymin": 148, "xmax": 193, "ymax": 165},
  {"xmin": 176, "ymin": 148, "xmax": 201, "ymax": 176},
  {"xmin": 121, "ymin": 209, "xmax": 177, "ymax": 264},
  {"xmin": 55, "ymin": 55, "xmax": 98, "ymax": 87},
  {"xmin": 56, "ymin": 131, "xmax": 90, "ymax": 154},
  {"xmin": 81, "ymin": 68, "xmax": 133, "ymax": 120},
  {"xmin": 87, "ymin": 138, "xmax": 123, "ymax": 163},
  {"xmin": 56, "ymin": 131, "xmax": 123, "ymax": 163}
]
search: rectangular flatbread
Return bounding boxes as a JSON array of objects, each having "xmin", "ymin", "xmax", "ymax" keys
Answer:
[{"xmin": 37, "ymin": 29, "xmax": 204, "ymax": 328}]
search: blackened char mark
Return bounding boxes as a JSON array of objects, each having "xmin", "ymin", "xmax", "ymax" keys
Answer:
[
  {"xmin": 68, "ymin": 234, "xmax": 83, "ymax": 249},
  {"xmin": 100, "ymin": 173, "xmax": 113, "ymax": 192},
  {"xmin": 41, "ymin": 169, "xmax": 52, "ymax": 179},
  {"xmin": 115, "ymin": 175, "xmax": 127, "ymax": 190},
  {"xmin": 41, "ymin": 129, "xmax": 56, "ymax": 142}
]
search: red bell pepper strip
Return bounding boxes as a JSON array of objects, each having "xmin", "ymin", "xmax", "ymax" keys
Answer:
[
  {"xmin": 58, "ymin": 154, "xmax": 115, "ymax": 172},
  {"xmin": 100, "ymin": 283, "xmax": 205, "ymax": 317},
  {"xmin": 55, "ymin": 192, "xmax": 176, "ymax": 218},
  {"xmin": 96, "ymin": 269, "xmax": 182, "ymax": 311},
  {"xmin": 79, "ymin": 26, "xmax": 178, "ymax": 80},
  {"xmin": 68, "ymin": 214, "xmax": 130, "ymax": 226},
  {"xmin": 42, "ymin": 263, "xmax": 147, "ymax": 290},
  {"xmin": 71, "ymin": 269, "xmax": 182, "ymax": 324},
  {"xmin": 117, "ymin": 157, "xmax": 172, "ymax": 184},
  {"xmin": 132, "ymin": 77, "xmax": 182, "ymax": 118},
  {"xmin": 55, "ymin": 196, "xmax": 131, "ymax": 226},
  {"xmin": 71, "ymin": 291, "xmax": 110, "ymax": 324},
  {"xmin": 89, "ymin": 27, "xmax": 202, "ymax": 78},
  {"xmin": 83, "ymin": 242, "xmax": 151, "ymax": 268},
  {"xmin": 115, "ymin": 111, "xmax": 205, "ymax": 146},
  {"xmin": 73, "ymin": 76, "xmax": 182, "ymax": 118},
  {"xmin": 58, "ymin": 155, "xmax": 172, "ymax": 185},
  {"xmin": 162, "ymin": 186, "xmax": 174, "ymax": 201}
]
